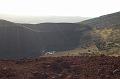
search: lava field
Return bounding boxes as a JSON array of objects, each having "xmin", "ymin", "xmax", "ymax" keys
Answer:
[{"xmin": 0, "ymin": 55, "xmax": 120, "ymax": 79}]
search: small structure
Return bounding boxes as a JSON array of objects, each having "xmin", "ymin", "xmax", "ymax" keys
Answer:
[{"xmin": 45, "ymin": 51, "xmax": 56, "ymax": 55}]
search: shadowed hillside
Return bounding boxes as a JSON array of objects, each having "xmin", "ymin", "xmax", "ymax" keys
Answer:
[{"xmin": 0, "ymin": 20, "xmax": 91, "ymax": 58}]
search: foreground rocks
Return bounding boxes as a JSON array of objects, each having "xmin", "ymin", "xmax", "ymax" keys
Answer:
[{"xmin": 0, "ymin": 55, "xmax": 120, "ymax": 79}]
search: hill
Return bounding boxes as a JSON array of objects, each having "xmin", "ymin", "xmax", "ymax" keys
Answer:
[
  {"xmin": 80, "ymin": 12, "xmax": 120, "ymax": 55},
  {"xmin": 0, "ymin": 20, "xmax": 91, "ymax": 58},
  {"xmin": 0, "ymin": 19, "xmax": 40, "ymax": 58},
  {"xmin": 81, "ymin": 11, "xmax": 120, "ymax": 28}
]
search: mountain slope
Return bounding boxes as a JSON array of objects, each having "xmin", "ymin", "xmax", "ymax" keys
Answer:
[
  {"xmin": 81, "ymin": 11, "xmax": 120, "ymax": 28},
  {"xmin": 0, "ymin": 20, "xmax": 40, "ymax": 58},
  {"xmin": 0, "ymin": 20, "xmax": 91, "ymax": 58},
  {"xmin": 80, "ymin": 12, "xmax": 120, "ymax": 55}
]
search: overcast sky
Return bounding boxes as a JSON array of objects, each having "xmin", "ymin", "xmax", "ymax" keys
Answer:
[{"xmin": 0, "ymin": 0, "xmax": 119, "ymax": 17}]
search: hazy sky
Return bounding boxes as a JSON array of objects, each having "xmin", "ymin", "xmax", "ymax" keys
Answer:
[{"xmin": 0, "ymin": 0, "xmax": 119, "ymax": 17}]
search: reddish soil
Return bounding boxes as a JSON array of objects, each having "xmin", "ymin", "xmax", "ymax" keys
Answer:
[{"xmin": 0, "ymin": 55, "xmax": 120, "ymax": 79}]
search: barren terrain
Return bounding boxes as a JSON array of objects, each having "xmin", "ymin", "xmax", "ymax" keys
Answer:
[{"xmin": 0, "ymin": 55, "xmax": 120, "ymax": 79}]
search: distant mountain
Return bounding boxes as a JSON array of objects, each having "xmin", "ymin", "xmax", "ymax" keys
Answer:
[{"xmin": 0, "ymin": 15, "xmax": 90, "ymax": 24}]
